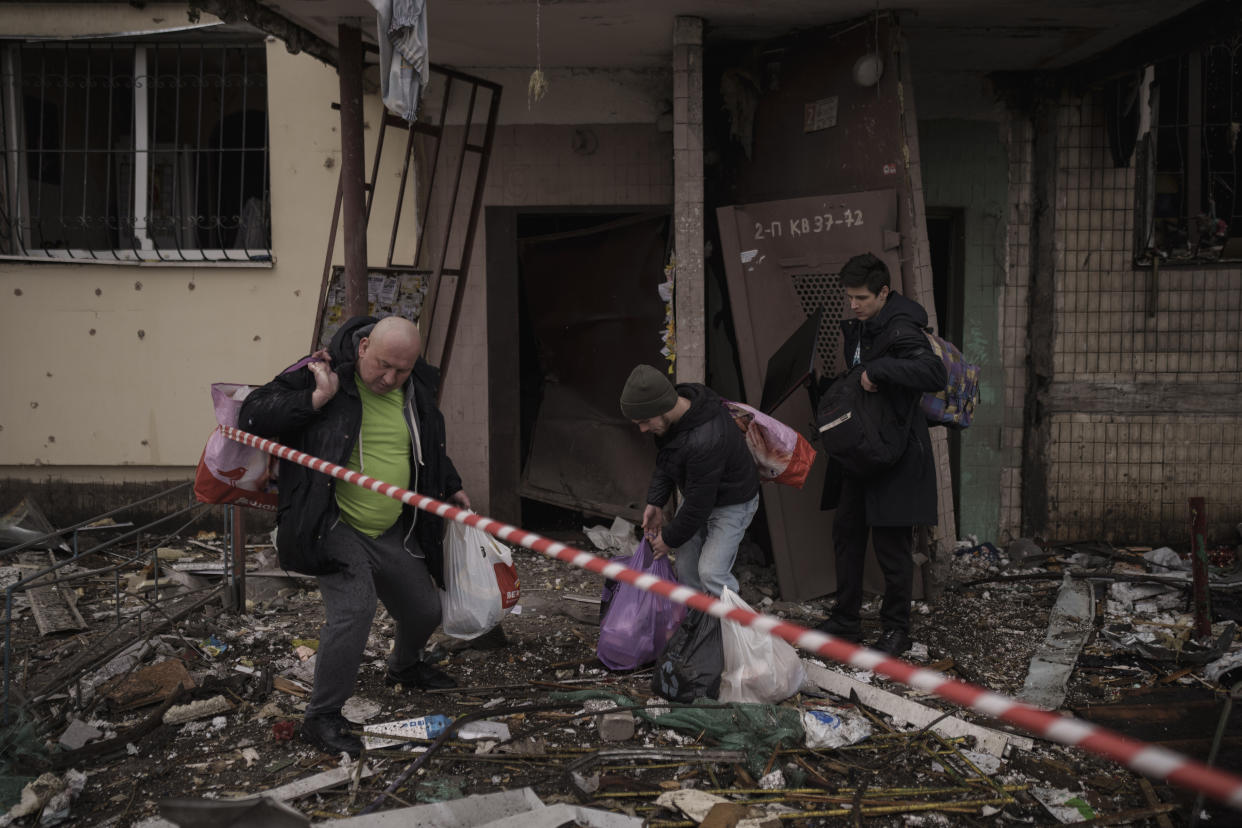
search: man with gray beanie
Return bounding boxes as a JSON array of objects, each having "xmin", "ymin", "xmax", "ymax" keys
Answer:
[{"xmin": 620, "ymin": 365, "xmax": 759, "ymax": 596}]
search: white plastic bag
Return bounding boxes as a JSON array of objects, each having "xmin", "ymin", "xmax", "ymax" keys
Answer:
[
  {"xmin": 718, "ymin": 587, "xmax": 806, "ymax": 703},
  {"xmin": 440, "ymin": 519, "xmax": 517, "ymax": 640}
]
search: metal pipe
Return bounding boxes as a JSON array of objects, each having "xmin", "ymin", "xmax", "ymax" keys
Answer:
[
  {"xmin": 230, "ymin": 506, "xmax": 246, "ymax": 612},
  {"xmin": 1190, "ymin": 496, "xmax": 1212, "ymax": 638},
  {"xmin": 337, "ymin": 22, "xmax": 368, "ymax": 317}
]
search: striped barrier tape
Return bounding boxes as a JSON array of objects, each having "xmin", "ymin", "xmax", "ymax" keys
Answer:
[{"xmin": 222, "ymin": 425, "xmax": 1242, "ymax": 810}]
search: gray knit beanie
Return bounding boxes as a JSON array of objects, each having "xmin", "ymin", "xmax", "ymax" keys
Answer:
[{"xmin": 619, "ymin": 365, "xmax": 678, "ymax": 419}]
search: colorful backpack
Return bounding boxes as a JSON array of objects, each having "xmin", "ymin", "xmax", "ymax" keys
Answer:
[{"xmin": 921, "ymin": 332, "xmax": 980, "ymax": 429}]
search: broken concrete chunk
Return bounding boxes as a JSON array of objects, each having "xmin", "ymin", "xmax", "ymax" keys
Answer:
[
  {"xmin": 1144, "ymin": 546, "xmax": 1189, "ymax": 571},
  {"xmin": 100, "ymin": 658, "xmax": 195, "ymax": 711},
  {"xmin": 757, "ymin": 769, "xmax": 785, "ymax": 789},
  {"xmin": 244, "ymin": 765, "xmax": 374, "ymax": 803},
  {"xmin": 597, "ymin": 710, "xmax": 635, "ymax": 742},
  {"xmin": 163, "ymin": 695, "xmax": 233, "ymax": 726},
  {"xmin": 654, "ymin": 789, "xmax": 731, "ymax": 823},
  {"xmin": 322, "ymin": 787, "xmax": 545, "ymax": 827},
  {"xmin": 58, "ymin": 719, "xmax": 103, "ymax": 751},
  {"xmin": 1019, "ymin": 574, "xmax": 1094, "ymax": 710},
  {"xmin": 457, "ymin": 720, "xmax": 511, "ymax": 741}
]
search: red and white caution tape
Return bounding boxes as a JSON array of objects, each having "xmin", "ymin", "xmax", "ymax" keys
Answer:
[{"xmin": 223, "ymin": 425, "xmax": 1242, "ymax": 810}]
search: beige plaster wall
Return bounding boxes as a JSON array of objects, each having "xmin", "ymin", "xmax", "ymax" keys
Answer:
[
  {"xmin": 0, "ymin": 34, "xmax": 408, "ymax": 473},
  {"xmin": 1, "ymin": 29, "xmax": 674, "ymax": 522}
]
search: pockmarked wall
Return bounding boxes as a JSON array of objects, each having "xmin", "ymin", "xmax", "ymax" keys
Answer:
[{"xmin": 0, "ymin": 34, "xmax": 398, "ymax": 483}]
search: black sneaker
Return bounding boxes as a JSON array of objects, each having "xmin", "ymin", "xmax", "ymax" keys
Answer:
[
  {"xmin": 385, "ymin": 661, "xmax": 458, "ymax": 690},
  {"xmin": 468, "ymin": 624, "xmax": 508, "ymax": 651},
  {"xmin": 872, "ymin": 629, "xmax": 912, "ymax": 657},
  {"xmin": 813, "ymin": 615, "xmax": 861, "ymax": 643},
  {"xmin": 301, "ymin": 712, "xmax": 362, "ymax": 757}
]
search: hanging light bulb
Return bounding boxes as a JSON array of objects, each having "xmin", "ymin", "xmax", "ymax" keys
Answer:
[{"xmin": 852, "ymin": 53, "xmax": 884, "ymax": 87}]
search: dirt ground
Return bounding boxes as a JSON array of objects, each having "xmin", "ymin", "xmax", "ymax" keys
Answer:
[{"xmin": 2, "ymin": 522, "xmax": 1240, "ymax": 827}]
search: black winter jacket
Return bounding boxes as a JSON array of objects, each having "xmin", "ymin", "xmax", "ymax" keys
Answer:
[
  {"xmin": 823, "ymin": 292, "xmax": 947, "ymax": 527},
  {"xmin": 237, "ymin": 316, "xmax": 463, "ymax": 579},
  {"xmin": 647, "ymin": 384, "xmax": 760, "ymax": 549}
]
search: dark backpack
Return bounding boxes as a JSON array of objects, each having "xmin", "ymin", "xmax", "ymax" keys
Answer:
[{"xmin": 815, "ymin": 365, "xmax": 913, "ymax": 478}]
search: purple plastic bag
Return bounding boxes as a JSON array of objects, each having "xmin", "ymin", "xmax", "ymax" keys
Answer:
[{"xmin": 596, "ymin": 539, "xmax": 687, "ymax": 671}]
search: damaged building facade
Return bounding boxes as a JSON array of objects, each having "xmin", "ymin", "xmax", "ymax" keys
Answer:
[{"xmin": 1, "ymin": 0, "xmax": 1240, "ymax": 600}]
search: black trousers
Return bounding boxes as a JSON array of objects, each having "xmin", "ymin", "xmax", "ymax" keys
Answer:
[{"xmin": 831, "ymin": 480, "xmax": 915, "ymax": 634}]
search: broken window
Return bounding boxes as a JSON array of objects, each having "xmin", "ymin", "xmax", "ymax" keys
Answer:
[
  {"xmin": 0, "ymin": 37, "xmax": 270, "ymax": 263},
  {"xmin": 1136, "ymin": 45, "xmax": 1242, "ymax": 265}
]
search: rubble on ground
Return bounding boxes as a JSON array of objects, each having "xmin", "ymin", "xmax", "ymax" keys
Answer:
[{"xmin": 0, "ymin": 502, "xmax": 1239, "ymax": 826}]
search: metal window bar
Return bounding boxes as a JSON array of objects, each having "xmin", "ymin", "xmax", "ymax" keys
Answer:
[
  {"xmin": 312, "ymin": 64, "xmax": 501, "ymax": 397},
  {"xmin": 0, "ymin": 40, "xmax": 271, "ymax": 264},
  {"xmin": 1142, "ymin": 45, "xmax": 1242, "ymax": 264}
]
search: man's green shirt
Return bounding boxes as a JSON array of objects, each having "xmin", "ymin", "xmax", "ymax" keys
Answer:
[{"xmin": 335, "ymin": 374, "xmax": 411, "ymax": 536}]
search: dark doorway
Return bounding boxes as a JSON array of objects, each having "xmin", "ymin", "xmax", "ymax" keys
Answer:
[
  {"xmin": 486, "ymin": 208, "xmax": 670, "ymax": 532},
  {"xmin": 926, "ymin": 207, "xmax": 965, "ymax": 528}
]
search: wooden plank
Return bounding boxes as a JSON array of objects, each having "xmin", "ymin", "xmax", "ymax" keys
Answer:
[
  {"xmin": 1044, "ymin": 382, "xmax": 1242, "ymax": 416},
  {"xmin": 239, "ymin": 765, "xmax": 374, "ymax": 802},
  {"xmin": 1019, "ymin": 575, "xmax": 1094, "ymax": 710},
  {"xmin": 28, "ymin": 582, "xmax": 87, "ymax": 636},
  {"xmin": 801, "ymin": 660, "xmax": 1033, "ymax": 757}
]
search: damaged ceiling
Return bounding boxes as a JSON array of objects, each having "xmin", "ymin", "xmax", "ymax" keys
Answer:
[{"xmin": 227, "ymin": 0, "xmax": 1202, "ymax": 72}]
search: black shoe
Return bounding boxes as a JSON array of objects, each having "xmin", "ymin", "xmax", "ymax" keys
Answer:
[
  {"xmin": 872, "ymin": 629, "xmax": 912, "ymax": 657},
  {"xmin": 301, "ymin": 712, "xmax": 362, "ymax": 757},
  {"xmin": 469, "ymin": 624, "xmax": 508, "ymax": 651},
  {"xmin": 814, "ymin": 615, "xmax": 861, "ymax": 643},
  {"xmin": 385, "ymin": 661, "xmax": 458, "ymax": 690}
]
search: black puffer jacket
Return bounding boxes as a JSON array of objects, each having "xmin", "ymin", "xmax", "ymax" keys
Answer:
[
  {"xmin": 822, "ymin": 292, "xmax": 947, "ymax": 526},
  {"xmin": 647, "ymin": 384, "xmax": 760, "ymax": 549},
  {"xmin": 237, "ymin": 316, "xmax": 463, "ymax": 580}
]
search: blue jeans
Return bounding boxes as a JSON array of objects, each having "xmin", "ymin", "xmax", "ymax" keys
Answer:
[{"xmin": 673, "ymin": 495, "xmax": 759, "ymax": 597}]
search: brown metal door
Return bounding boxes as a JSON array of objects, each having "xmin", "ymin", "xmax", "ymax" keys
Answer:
[{"xmin": 718, "ymin": 189, "xmax": 901, "ymax": 602}]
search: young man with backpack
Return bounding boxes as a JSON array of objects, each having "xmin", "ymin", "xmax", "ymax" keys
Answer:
[{"xmin": 817, "ymin": 253, "xmax": 947, "ymax": 657}]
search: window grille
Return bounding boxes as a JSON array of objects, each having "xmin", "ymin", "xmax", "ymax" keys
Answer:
[
  {"xmin": 1137, "ymin": 44, "xmax": 1242, "ymax": 265},
  {"xmin": 0, "ymin": 39, "xmax": 270, "ymax": 263}
]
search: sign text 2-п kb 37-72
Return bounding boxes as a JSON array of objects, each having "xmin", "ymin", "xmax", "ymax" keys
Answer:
[{"xmin": 753, "ymin": 207, "xmax": 866, "ymax": 241}]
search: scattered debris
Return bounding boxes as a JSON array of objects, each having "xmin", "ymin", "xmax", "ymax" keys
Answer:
[
  {"xmin": 801, "ymin": 659, "xmax": 1032, "ymax": 757},
  {"xmin": 4, "ymin": 503, "xmax": 1242, "ymax": 825},
  {"xmin": 249, "ymin": 764, "xmax": 375, "ymax": 802},
  {"xmin": 163, "ymin": 695, "xmax": 234, "ymax": 726},
  {"xmin": 101, "ymin": 658, "xmax": 196, "ymax": 711},
  {"xmin": 1018, "ymin": 573, "xmax": 1094, "ymax": 709}
]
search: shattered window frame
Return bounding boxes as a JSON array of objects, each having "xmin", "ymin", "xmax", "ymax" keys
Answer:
[
  {"xmin": 1135, "ymin": 45, "xmax": 1242, "ymax": 267},
  {"xmin": 0, "ymin": 35, "xmax": 272, "ymax": 265}
]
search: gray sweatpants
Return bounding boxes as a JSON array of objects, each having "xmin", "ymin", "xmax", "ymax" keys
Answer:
[{"xmin": 306, "ymin": 520, "xmax": 442, "ymax": 717}]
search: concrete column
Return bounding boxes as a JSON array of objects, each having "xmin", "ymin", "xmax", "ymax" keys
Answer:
[
  {"xmin": 337, "ymin": 21, "xmax": 368, "ymax": 318},
  {"xmin": 673, "ymin": 16, "xmax": 705, "ymax": 383}
]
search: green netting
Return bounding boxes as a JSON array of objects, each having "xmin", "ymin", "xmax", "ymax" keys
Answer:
[{"xmin": 550, "ymin": 690, "xmax": 805, "ymax": 776}]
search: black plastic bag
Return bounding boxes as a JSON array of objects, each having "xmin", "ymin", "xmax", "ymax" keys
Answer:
[{"xmin": 652, "ymin": 609, "xmax": 723, "ymax": 702}]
